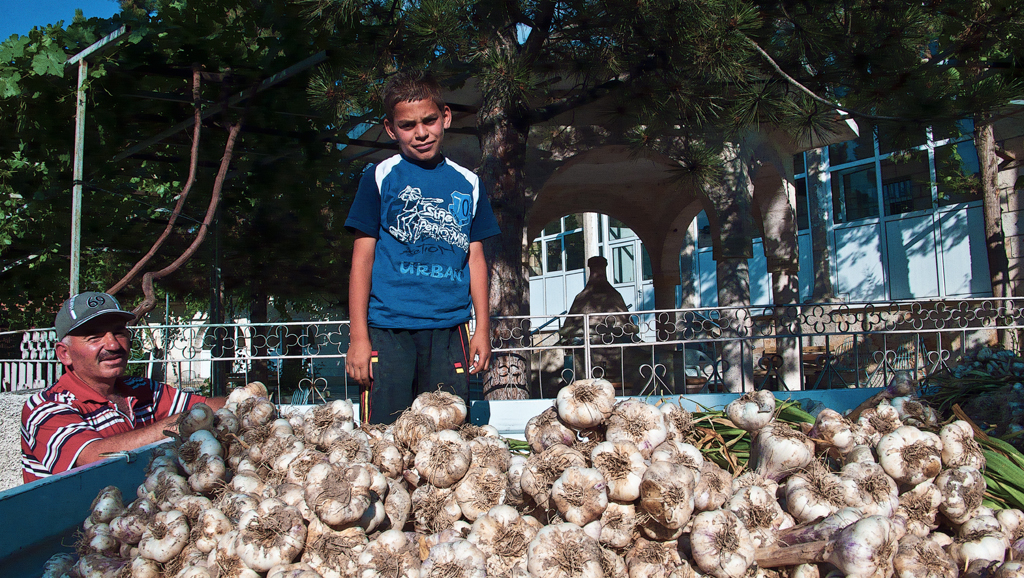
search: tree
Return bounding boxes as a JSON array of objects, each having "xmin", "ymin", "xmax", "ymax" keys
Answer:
[
  {"xmin": 301, "ymin": 0, "xmax": 875, "ymax": 397},
  {"xmin": 0, "ymin": 1, "xmax": 368, "ymax": 330}
]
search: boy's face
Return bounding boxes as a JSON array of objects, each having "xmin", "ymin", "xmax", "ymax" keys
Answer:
[{"xmin": 384, "ymin": 98, "xmax": 452, "ymax": 163}]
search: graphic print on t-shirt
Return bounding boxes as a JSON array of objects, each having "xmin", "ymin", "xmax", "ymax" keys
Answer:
[{"xmin": 389, "ymin": 185, "xmax": 469, "ymax": 251}]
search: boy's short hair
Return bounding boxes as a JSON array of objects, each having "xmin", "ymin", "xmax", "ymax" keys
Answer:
[{"xmin": 382, "ymin": 70, "xmax": 447, "ymax": 121}]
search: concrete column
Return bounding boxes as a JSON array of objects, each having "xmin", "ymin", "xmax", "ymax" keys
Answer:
[
  {"xmin": 704, "ymin": 143, "xmax": 756, "ymax": 392},
  {"xmin": 716, "ymin": 258, "xmax": 754, "ymax": 392},
  {"xmin": 772, "ymin": 269, "xmax": 802, "ymax": 390},
  {"xmin": 678, "ymin": 218, "xmax": 700, "ymax": 309},
  {"xmin": 584, "ymin": 212, "xmax": 601, "ymax": 279},
  {"xmin": 806, "ymin": 147, "xmax": 836, "ymax": 301}
]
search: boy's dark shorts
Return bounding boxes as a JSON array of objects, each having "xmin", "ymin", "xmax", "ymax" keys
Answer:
[{"xmin": 360, "ymin": 324, "xmax": 472, "ymax": 424}]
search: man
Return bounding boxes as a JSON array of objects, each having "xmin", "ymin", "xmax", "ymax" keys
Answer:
[{"xmin": 21, "ymin": 292, "xmax": 225, "ymax": 483}]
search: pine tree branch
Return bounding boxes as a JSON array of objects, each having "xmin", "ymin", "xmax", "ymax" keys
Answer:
[{"xmin": 741, "ymin": 34, "xmax": 902, "ymax": 122}]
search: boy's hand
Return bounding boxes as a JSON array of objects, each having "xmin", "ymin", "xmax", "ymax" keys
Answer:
[
  {"xmin": 346, "ymin": 338, "xmax": 374, "ymax": 385},
  {"xmin": 467, "ymin": 332, "xmax": 491, "ymax": 374}
]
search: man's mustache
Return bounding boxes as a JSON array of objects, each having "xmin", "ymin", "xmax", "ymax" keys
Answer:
[{"xmin": 98, "ymin": 349, "xmax": 127, "ymax": 361}]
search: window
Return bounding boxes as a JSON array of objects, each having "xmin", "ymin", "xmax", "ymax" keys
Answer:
[
  {"xmin": 613, "ymin": 245, "xmax": 635, "ymax": 284},
  {"xmin": 545, "ymin": 239, "xmax": 562, "ymax": 272},
  {"xmin": 877, "ymin": 125, "xmax": 927, "ymax": 155},
  {"xmin": 933, "ymin": 118, "xmax": 975, "ymax": 143},
  {"xmin": 831, "ymin": 165, "xmax": 879, "ymax": 223},
  {"xmin": 793, "ymin": 153, "xmax": 805, "ymax": 175},
  {"xmin": 881, "ymin": 150, "xmax": 931, "ymax": 215},
  {"xmin": 609, "ymin": 217, "xmax": 636, "ymax": 240},
  {"xmin": 530, "ymin": 214, "xmax": 587, "ymax": 276},
  {"xmin": 936, "ymin": 141, "xmax": 982, "ymax": 206},
  {"xmin": 829, "ymin": 128, "xmax": 874, "ymax": 165},
  {"xmin": 527, "ymin": 241, "xmax": 542, "ymax": 276},
  {"xmin": 697, "ymin": 211, "xmax": 712, "ymax": 248},
  {"xmin": 796, "ymin": 178, "xmax": 809, "ymax": 231},
  {"xmin": 564, "ymin": 231, "xmax": 585, "ymax": 271}
]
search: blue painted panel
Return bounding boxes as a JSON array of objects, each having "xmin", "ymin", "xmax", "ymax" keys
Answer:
[
  {"xmin": 528, "ymin": 278, "xmax": 545, "ymax": 317},
  {"xmin": 886, "ymin": 215, "xmax": 939, "ymax": 299},
  {"xmin": 543, "ymin": 276, "xmax": 566, "ymax": 316},
  {"xmin": 835, "ymin": 223, "xmax": 886, "ymax": 301},
  {"xmin": 799, "ymin": 232, "xmax": 813, "ymax": 301},
  {"xmin": 939, "ymin": 206, "xmax": 992, "ymax": 296},
  {"xmin": 698, "ymin": 250, "xmax": 718, "ymax": 307},
  {"xmin": 0, "ymin": 441, "xmax": 168, "ymax": 577},
  {"xmin": 749, "ymin": 240, "xmax": 772, "ymax": 306}
]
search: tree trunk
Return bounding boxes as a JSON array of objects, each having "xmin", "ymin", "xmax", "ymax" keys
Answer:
[
  {"xmin": 476, "ymin": 90, "xmax": 532, "ymax": 400},
  {"xmin": 975, "ymin": 115, "xmax": 1011, "ymax": 348}
]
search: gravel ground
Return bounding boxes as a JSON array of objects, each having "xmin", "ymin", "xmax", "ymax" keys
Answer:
[{"xmin": 0, "ymin": 391, "xmax": 33, "ymax": 492}]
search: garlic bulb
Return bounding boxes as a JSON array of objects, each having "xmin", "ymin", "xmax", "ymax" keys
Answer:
[
  {"xmin": 939, "ymin": 420, "xmax": 985, "ymax": 470},
  {"xmin": 690, "ymin": 509, "xmax": 756, "ymax": 578},
  {"xmin": 810, "ymin": 408, "xmax": 862, "ymax": 458},
  {"xmin": 784, "ymin": 462, "xmax": 856, "ymax": 524},
  {"xmin": 726, "ymin": 390, "xmax": 777, "ymax": 432},
  {"xmin": 949, "ymin": 515, "xmax": 1009, "ymax": 566},
  {"xmin": 527, "ymin": 523, "xmax": 604, "ymax": 578},
  {"xmin": 858, "ymin": 402, "xmax": 903, "ymax": 444},
  {"xmin": 997, "ymin": 508, "xmax": 1024, "ymax": 543},
  {"xmin": 751, "ymin": 422, "xmax": 815, "ymax": 482},
  {"xmin": 89, "ymin": 486, "xmax": 126, "ymax": 525},
  {"xmin": 420, "ymin": 538, "xmax": 487, "ymax": 578},
  {"xmin": 524, "ymin": 407, "xmax": 577, "ymax": 454},
  {"xmin": 468, "ymin": 436, "xmax": 512, "ymax": 471},
  {"xmin": 301, "ymin": 518, "xmax": 366, "ymax": 578},
  {"xmin": 556, "ymin": 378, "xmax": 617, "ymax": 429},
  {"xmin": 605, "ymin": 399, "xmax": 669, "ymax": 458},
  {"xmin": 825, "ymin": 515, "xmax": 899, "ymax": 578},
  {"xmin": 454, "ymin": 465, "xmax": 508, "ymax": 521},
  {"xmin": 412, "ymin": 390, "xmax": 468, "ymax": 430},
  {"xmin": 694, "ymin": 459, "xmax": 732, "ymax": 512},
  {"xmin": 138, "ymin": 509, "xmax": 190, "ymax": 563},
  {"xmin": 591, "ymin": 440, "xmax": 647, "ymax": 502},
  {"xmin": 467, "ymin": 504, "xmax": 537, "ymax": 577},
  {"xmin": 661, "ymin": 401, "xmax": 697, "ymax": 442},
  {"xmin": 895, "ymin": 480, "xmax": 944, "ymax": 537},
  {"xmin": 840, "ymin": 461, "xmax": 899, "ymax": 518},
  {"xmin": 640, "ymin": 460, "xmax": 696, "ymax": 530},
  {"xmin": 649, "ymin": 439, "xmax": 705, "ymax": 484},
  {"xmin": 414, "ymin": 430, "xmax": 473, "ymax": 488},
  {"xmin": 625, "ymin": 536, "xmax": 693, "ymax": 578},
  {"xmin": 356, "ymin": 529, "xmax": 420, "ymax": 578},
  {"xmin": 934, "ymin": 466, "xmax": 986, "ymax": 525},
  {"xmin": 234, "ymin": 499, "xmax": 307, "ymax": 572},
  {"xmin": 727, "ymin": 485, "xmax": 791, "ymax": 548},
  {"xmin": 412, "ymin": 484, "xmax": 462, "ymax": 535},
  {"xmin": 520, "ymin": 443, "xmax": 588, "ymax": 509},
  {"xmin": 393, "ymin": 410, "xmax": 437, "ymax": 453},
  {"xmin": 551, "ymin": 466, "xmax": 609, "ymax": 526},
  {"xmin": 876, "ymin": 426, "xmax": 943, "ymax": 487},
  {"xmin": 889, "ymin": 396, "xmax": 939, "ymax": 429},
  {"xmin": 893, "ymin": 533, "xmax": 958, "ymax": 578},
  {"xmin": 598, "ymin": 501, "xmax": 637, "ymax": 549},
  {"xmin": 304, "ymin": 462, "xmax": 372, "ymax": 526}
]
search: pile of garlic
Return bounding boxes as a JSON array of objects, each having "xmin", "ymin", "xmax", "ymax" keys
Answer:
[{"xmin": 44, "ymin": 379, "xmax": 1024, "ymax": 578}]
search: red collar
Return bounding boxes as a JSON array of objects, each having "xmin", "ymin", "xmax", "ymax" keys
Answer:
[{"xmin": 52, "ymin": 372, "xmax": 125, "ymax": 405}]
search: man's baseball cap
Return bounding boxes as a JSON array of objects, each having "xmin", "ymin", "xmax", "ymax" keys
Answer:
[{"xmin": 55, "ymin": 292, "xmax": 135, "ymax": 340}]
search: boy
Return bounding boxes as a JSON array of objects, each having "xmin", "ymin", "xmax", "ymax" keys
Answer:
[{"xmin": 344, "ymin": 70, "xmax": 501, "ymax": 424}]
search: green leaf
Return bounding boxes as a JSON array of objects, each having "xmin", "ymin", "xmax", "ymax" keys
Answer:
[{"xmin": 0, "ymin": 71, "xmax": 22, "ymax": 98}]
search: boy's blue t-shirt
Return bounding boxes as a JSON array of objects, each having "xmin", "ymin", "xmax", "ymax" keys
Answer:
[{"xmin": 345, "ymin": 154, "xmax": 501, "ymax": 330}]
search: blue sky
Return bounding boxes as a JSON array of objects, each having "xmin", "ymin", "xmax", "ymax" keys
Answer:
[{"xmin": 0, "ymin": 0, "xmax": 120, "ymax": 41}]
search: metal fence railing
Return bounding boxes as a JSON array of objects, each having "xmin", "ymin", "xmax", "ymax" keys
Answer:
[{"xmin": 2, "ymin": 297, "xmax": 1020, "ymax": 402}]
